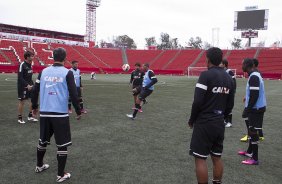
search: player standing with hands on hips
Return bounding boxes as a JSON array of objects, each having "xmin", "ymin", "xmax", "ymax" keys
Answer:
[
  {"xmin": 17, "ymin": 50, "xmax": 38, "ymax": 124},
  {"xmin": 32, "ymin": 48, "xmax": 82, "ymax": 183},
  {"xmin": 188, "ymin": 47, "xmax": 235, "ymax": 184}
]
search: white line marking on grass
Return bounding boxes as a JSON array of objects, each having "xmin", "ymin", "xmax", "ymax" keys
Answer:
[
  {"xmin": 5, "ymin": 78, "xmax": 17, "ymax": 82},
  {"xmin": 0, "ymin": 90, "xmax": 16, "ymax": 93}
]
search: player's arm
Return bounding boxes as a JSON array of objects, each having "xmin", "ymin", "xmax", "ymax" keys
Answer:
[
  {"xmin": 79, "ymin": 74, "xmax": 82, "ymax": 88},
  {"xmin": 188, "ymin": 72, "xmax": 208, "ymax": 127},
  {"xmin": 224, "ymin": 81, "xmax": 235, "ymax": 118},
  {"xmin": 246, "ymin": 75, "xmax": 260, "ymax": 110},
  {"xmin": 130, "ymin": 71, "xmax": 134, "ymax": 84},
  {"xmin": 31, "ymin": 73, "xmax": 41, "ymax": 115},
  {"xmin": 229, "ymin": 71, "xmax": 237, "ymax": 92},
  {"xmin": 145, "ymin": 71, "xmax": 158, "ymax": 89},
  {"xmin": 66, "ymin": 71, "xmax": 81, "ymax": 116}
]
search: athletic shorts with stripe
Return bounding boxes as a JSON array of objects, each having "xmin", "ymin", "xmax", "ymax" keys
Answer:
[
  {"xmin": 18, "ymin": 89, "xmax": 31, "ymax": 100},
  {"xmin": 138, "ymin": 88, "xmax": 153, "ymax": 101},
  {"xmin": 39, "ymin": 116, "xmax": 72, "ymax": 147},
  {"xmin": 248, "ymin": 112, "xmax": 264, "ymax": 131},
  {"xmin": 189, "ymin": 121, "xmax": 225, "ymax": 159}
]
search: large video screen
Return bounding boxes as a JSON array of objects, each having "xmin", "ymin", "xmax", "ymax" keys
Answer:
[{"xmin": 234, "ymin": 9, "xmax": 269, "ymax": 31}]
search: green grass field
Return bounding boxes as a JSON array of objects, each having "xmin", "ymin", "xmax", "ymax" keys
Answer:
[{"xmin": 0, "ymin": 73, "xmax": 281, "ymax": 184}]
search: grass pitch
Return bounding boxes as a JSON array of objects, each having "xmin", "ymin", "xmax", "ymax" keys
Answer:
[{"xmin": 0, "ymin": 73, "xmax": 281, "ymax": 184}]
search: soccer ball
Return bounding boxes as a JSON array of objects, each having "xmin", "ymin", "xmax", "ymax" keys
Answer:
[{"xmin": 122, "ymin": 64, "xmax": 130, "ymax": 72}]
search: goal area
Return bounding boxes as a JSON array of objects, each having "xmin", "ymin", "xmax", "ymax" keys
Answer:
[{"xmin": 187, "ymin": 67, "xmax": 237, "ymax": 78}]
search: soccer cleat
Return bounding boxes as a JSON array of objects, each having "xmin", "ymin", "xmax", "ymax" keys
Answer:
[
  {"xmin": 18, "ymin": 119, "xmax": 26, "ymax": 124},
  {"xmin": 241, "ymin": 159, "xmax": 259, "ymax": 165},
  {"xmin": 240, "ymin": 135, "xmax": 249, "ymax": 142},
  {"xmin": 81, "ymin": 109, "xmax": 88, "ymax": 114},
  {"xmin": 56, "ymin": 173, "xmax": 71, "ymax": 183},
  {"xmin": 225, "ymin": 122, "xmax": 232, "ymax": 128},
  {"xmin": 238, "ymin": 151, "xmax": 252, "ymax": 158},
  {"xmin": 259, "ymin": 137, "xmax": 265, "ymax": 141},
  {"xmin": 28, "ymin": 117, "xmax": 38, "ymax": 122},
  {"xmin": 126, "ymin": 114, "xmax": 135, "ymax": 120},
  {"xmin": 138, "ymin": 108, "xmax": 143, "ymax": 113},
  {"xmin": 35, "ymin": 164, "xmax": 50, "ymax": 173},
  {"xmin": 68, "ymin": 109, "xmax": 72, "ymax": 114}
]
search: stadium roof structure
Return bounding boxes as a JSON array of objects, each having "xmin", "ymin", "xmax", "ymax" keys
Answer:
[{"xmin": 0, "ymin": 23, "xmax": 84, "ymax": 42}]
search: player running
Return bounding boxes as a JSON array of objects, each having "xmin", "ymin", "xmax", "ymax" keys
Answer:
[
  {"xmin": 126, "ymin": 63, "xmax": 157, "ymax": 120},
  {"xmin": 188, "ymin": 47, "xmax": 235, "ymax": 184},
  {"xmin": 130, "ymin": 62, "xmax": 144, "ymax": 112},
  {"xmin": 17, "ymin": 50, "xmax": 38, "ymax": 124}
]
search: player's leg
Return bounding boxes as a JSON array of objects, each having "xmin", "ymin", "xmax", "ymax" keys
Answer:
[
  {"xmin": 195, "ymin": 158, "xmax": 208, "ymax": 184},
  {"xmin": 68, "ymin": 97, "xmax": 72, "ymax": 113},
  {"xmin": 210, "ymin": 123, "xmax": 224, "ymax": 184},
  {"xmin": 52, "ymin": 117, "xmax": 72, "ymax": 182},
  {"xmin": 28, "ymin": 98, "xmax": 38, "ymax": 122},
  {"xmin": 240, "ymin": 118, "xmax": 249, "ymax": 142},
  {"xmin": 78, "ymin": 87, "xmax": 87, "ymax": 113},
  {"xmin": 190, "ymin": 125, "xmax": 210, "ymax": 184},
  {"xmin": 211, "ymin": 156, "xmax": 223, "ymax": 184},
  {"xmin": 258, "ymin": 113, "xmax": 264, "ymax": 140},
  {"xmin": 131, "ymin": 98, "xmax": 141, "ymax": 118},
  {"xmin": 18, "ymin": 99, "xmax": 25, "ymax": 124},
  {"xmin": 35, "ymin": 117, "xmax": 52, "ymax": 173},
  {"xmin": 241, "ymin": 113, "xmax": 260, "ymax": 165},
  {"xmin": 133, "ymin": 89, "xmax": 152, "ymax": 118},
  {"xmin": 225, "ymin": 113, "xmax": 232, "ymax": 128},
  {"xmin": 127, "ymin": 88, "xmax": 148, "ymax": 119}
]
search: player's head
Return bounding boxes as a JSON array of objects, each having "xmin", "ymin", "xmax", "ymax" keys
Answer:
[
  {"xmin": 135, "ymin": 62, "xmax": 141, "ymax": 70},
  {"xmin": 53, "ymin": 48, "xmax": 66, "ymax": 63},
  {"xmin": 220, "ymin": 59, "xmax": 229, "ymax": 68},
  {"xmin": 253, "ymin": 58, "xmax": 259, "ymax": 68},
  {"xmin": 143, "ymin": 63, "xmax": 150, "ymax": 71},
  {"xmin": 206, "ymin": 47, "xmax": 223, "ymax": 67},
  {"xmin": 242, "ymin": 58, "xmax": 254, "ymax": 73},
  {"xmin": 72, "ymin": 60, "xmax": 78, "ymax": 69},
  {"xmin": 24, "ymin": 50, "xmax": 34, "ymax": 63}
]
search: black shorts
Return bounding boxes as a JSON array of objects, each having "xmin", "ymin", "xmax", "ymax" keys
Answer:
[
  {"xmin": 248, "ymin": 112, "xmax": 264, "ymax": 131},
  {"xmin": 132, "ymin": 85, "xmax": 141, "ymax": 96},
  {"xmin": 39, "ymin": 116, "xmax": 72, "ymax": 147},
  {"xmin": 18, "ymin": 89, "xmax": 31, "ymax": 100},
  {"xmin": 138, "ymin": 88, "xmax": 153, "ymax": 101},
  {"xmin": 190, "ymin": 121, "xmax": 225, "ymax": 159},
  {"xmin": 77, "ymin": 87, "xmax": 82, "ymax": 98}
]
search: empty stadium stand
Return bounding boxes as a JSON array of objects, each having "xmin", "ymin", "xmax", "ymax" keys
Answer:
[{"xmin": 0, "ymin": 38, "xmax": 281, "ymax": 79}]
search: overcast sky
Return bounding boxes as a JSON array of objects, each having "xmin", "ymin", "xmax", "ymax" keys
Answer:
[{"xmin": 0, "ymin": 0, "xmax": 281, "ymax": 49}]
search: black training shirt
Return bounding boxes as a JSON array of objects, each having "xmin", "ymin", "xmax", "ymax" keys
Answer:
[{"xmin": 189, "ymin": 66, "xmax": 235, "ymax": 124}]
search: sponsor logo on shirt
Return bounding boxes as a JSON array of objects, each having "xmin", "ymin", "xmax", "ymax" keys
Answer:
[
  {"xmin": 44, "ymin": 76, "xmax": 64, "ymax": 83},
  {"xmin": 212, "ymin": 87, "xmax": 230, "ymax": 94}
]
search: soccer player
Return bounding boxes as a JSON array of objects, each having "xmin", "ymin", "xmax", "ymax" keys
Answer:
[
  {"xmin": 126, "ymin": 63, "xmax": 157, "ymax": 120},
  {"xmin": 17, "ymin": 50, "xmax": 38, "ymax": 124},
  {"xmin": 130, "ymin": 62, "xmax": 144, "ymax": 112},
  {"xmin": 220, "ymin": 59, "xmax": 236, "ymax": 128},
  {"xmin": 68, "ymin": 61, "xmax": 87, "ymax": 114},
  {"xmin": 90, "ymin": 71, "xmax": 96, "ymax": 80},
  {"xmin": 31, "ymin": 48, "xmax": 82, "ymax": 183},
  {"xmin": 188, "ymin": 47, "xmax": 234, "ymax": 184},
  {"xmin": 240, "ymin": 58, "xmax": 264, "ymax": 142},
  {"xmin": 238, "ymin": 58, "xmax": 266, "ymax": 165}
]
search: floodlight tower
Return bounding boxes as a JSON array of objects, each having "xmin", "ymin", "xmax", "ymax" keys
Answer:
[{"xmin": 86, "ymin": 0, "xmax": 101, "ymax": 43}]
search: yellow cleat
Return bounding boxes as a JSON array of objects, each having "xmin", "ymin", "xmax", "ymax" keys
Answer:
[
  {"xmin": 240, "ymin": 135, "xmax": 248, "ymax": 142},
  {"xmin": 259, "ymin": 137, "xmax": 265, "ymax": 141}
]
